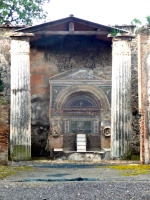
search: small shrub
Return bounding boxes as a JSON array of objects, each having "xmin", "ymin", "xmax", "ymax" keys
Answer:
[
  {"xmin": 110, "ymin": 28, "xmax": 123, "ymax": 36},
  {"xmin": 0, "ymin": 72, "xmax": 4, "ymax": 92}
]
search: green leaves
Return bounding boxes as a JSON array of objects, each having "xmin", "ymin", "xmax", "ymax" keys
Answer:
[
  {"xmin": 0, "ymin": 0, "xmax": 50, "ymax": 25},
  {"xmin": 110, "ymin": 28, "xmax": 123, "ymax": 36},
  {"xmin": 131, "ymin": 18, "xmax": 142, "ymax": 26},
  {"xmin": 146, "ymin": 16, "xmax": 150, "ymax": 25}
]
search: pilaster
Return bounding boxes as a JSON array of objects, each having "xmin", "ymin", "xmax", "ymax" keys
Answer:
[
  {"xmin": 111, "ymin": 36, "xmax": 132, "ymax": 159},
  {"xmin": 10, "ymin": 33, "xmax": 33, "ymax": 160}
]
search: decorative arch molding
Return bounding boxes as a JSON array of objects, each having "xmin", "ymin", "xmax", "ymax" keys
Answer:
[
  {"xmin": 54, "ymin": 85, "xmax": 110, "ymax": 111},
  {"xmin": 64, "ymin": 91, "xmax": 100, "ymax": 108},
  {"xmin": 62, "ymin": 91, "xmax": 101, "ymax": 117}
]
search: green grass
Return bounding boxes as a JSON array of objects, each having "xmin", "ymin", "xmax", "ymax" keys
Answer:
[
  {"xmin": 108, "ymin": 164, "xmax": 150, "ymax": 176},
  {"xmin": 131, "ymin": 155, "xmax": 140, "ymax": 160},
  {"xmin": 0, "ymin": 96, "xmax": 7, "ymax": 105},
  {"xmin": 0, "ymin": 166, "xmax": 32, "ymax": 179}
]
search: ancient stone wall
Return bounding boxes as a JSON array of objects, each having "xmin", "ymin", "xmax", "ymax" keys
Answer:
[
  {"xmin": 30, "ymin": 35, "xmax": 112, "ymax": 156},
  {"xmin": 0, "ymin": 27, "xmax": 141, "ymax": 157},
  {"xmin": 0, "ymin": 27, "xmax": 15, "ymax": 163},
  {"xmin": 131, "ymin": 37, "xmax": 140, "ymax": 154},
  {"xmin": 0, "ymin": 94, "xmax": 9, "ymax": 165},
  {"xmin": 138, "ymin": 29, "xmax": 150, "ymax": 163},
  {"xmin": 0, "ymin": 28, "xmax": 13, "ymax": 101}
]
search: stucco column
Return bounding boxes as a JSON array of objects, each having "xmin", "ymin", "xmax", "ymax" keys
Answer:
[
  {"xmin": 138, "ymin": 33, "xmax": 150, "ymax": 164},
  {"xmin": 111, "ymin": 36, "xmax": 133, "ymax": 159},
  {"xmin": 10, "ymin": 33, "xmax": 33, "ymax": 160}
]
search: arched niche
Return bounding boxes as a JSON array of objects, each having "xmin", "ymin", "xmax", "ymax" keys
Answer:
[
  {"xmin": 62, "ymin": 91, "xmax": 101, "ymax": 117},
  {"xmin": 54, "ymin": 85, "xmax": 110, "ymax": 112},
  {"xmin": 49, "ymin": 70, "xmax": 111, "ymax": 151}
]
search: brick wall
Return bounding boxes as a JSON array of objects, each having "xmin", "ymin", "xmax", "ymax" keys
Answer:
[
  {"xmin": 0, "ymin": 27, "xmax": 14, "ymax": 164},
  {"xmin": 0, "ymin": 94, "xmax": 8, "ymax": 165},
  {"xmin": 138, "ymin": 29, "xmax": 150, "ymax": 163}
]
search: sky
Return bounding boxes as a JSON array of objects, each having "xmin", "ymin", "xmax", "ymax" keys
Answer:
[{"xmin": 43, "ymin": 0, "xmax": 150, "ymax": 26}]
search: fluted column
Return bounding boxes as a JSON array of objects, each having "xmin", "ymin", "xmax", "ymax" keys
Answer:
[
  {"xmin": 111, "ymin": 36, "xmax": 132, "ymax": 159},
  {"xmin": 10, "ymin": 33, "xmax": 33, "ymax": 160}
]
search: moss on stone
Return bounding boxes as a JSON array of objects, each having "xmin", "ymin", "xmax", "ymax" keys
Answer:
[
  {"xmin": 11, "ymin": 145, "xmax": 31, "ymax": 161},
  {"xmin": 108, "ymin": 164, "xmax": 150, "ymax": 176},
  {"xmin": 0, "ymin": 166, "xmax": 32, "ymax": 179}
]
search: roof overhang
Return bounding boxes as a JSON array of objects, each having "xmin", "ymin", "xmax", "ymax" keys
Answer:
[{"xmin": 15, "ymin": 16, "xmax": 128, "ymax": 43}]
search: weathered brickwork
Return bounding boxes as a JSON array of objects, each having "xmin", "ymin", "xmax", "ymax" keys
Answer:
[
  {"xmin": 0, "ymin": 94, "xmax": 9, "ymax": 165},
  {"xmin": 0, "ymin": 28, "xmax": 14, "ymax": 163},
  {"xmin": 138, "ymin": 30, "xmax": 150, "ymax": 163}
]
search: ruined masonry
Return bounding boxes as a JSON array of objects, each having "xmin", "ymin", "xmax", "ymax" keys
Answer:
[
  {"xmin": 0, "ymin": 16, "xmax": 150, "ymax": 163},
  {"xmin": 0, "ymin": 94, "xmax": 8, "ymax": 165}
]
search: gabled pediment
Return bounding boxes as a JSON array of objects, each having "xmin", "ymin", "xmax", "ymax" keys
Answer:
[
  {"xmin": 16, "ymin": 16, "xmax": 113, "ymax": 33},
  {"xmin": 15, "ymin": 16, "xmax": 127, "ymax": 42},
  {"xmin": 50, "ymin": 68, "xmax": 111, "ymax": 86}
]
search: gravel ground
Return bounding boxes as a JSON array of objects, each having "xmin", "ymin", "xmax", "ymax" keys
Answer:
[
  {"xmin": 0, "ymin": 181, "xmax": 150, "ymax": 200},
  {"xmin": 0, "ymin": 160, "xmax": 150, "ymax": 200}
]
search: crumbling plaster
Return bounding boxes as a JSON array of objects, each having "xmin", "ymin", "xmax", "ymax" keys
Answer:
[{"xmin": 0, "ymin": 27, "xmax": 140, "ymax": 158}]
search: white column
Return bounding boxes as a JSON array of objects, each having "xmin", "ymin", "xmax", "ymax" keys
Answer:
[
  {"xmin": 10, "ymin": 34, "xmax": 33, "ymax": 160},
  {"xmin": 111, "ymin": 36, "xmax": 132, "ymax": 159}
]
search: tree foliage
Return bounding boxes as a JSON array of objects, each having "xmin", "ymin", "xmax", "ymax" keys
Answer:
[
  {"xmin": 146, "ymin": 16, "xmax": 150, "ymax": 25},
  {"xmin": 131, "ymin": 18, "xmax": 142, "ymax": 26},
  {"xmin": 0, "ymin": 0, "xmax": 50, "ymax": 26}
]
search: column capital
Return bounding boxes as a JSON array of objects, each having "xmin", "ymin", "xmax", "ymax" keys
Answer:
[
  {"xmin": 108, "ymin": 33, "xmax": 135, "ymax": 41},
  {"xmin": 11, "ymin": 37, "xmax": 30, "ymax": 54},
  {"xmin": 112, "ymin": 38, "xmax": 131, "ymax": 55},
  {"xmin": 112, "ymin": 35, "xmax": 135, "ymax": 41},
  {"xmin": 10, "ymin": 32, "xmax": 34, "ymax": 37}
]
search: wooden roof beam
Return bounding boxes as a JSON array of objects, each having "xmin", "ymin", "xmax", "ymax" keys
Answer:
[
  {"xmin": 34, "ymin": 31, "xmax": 108, "ymax": 35},
  {"xmin": 69, "ymin": 22, "xmax": 74, "ymax": 31}
]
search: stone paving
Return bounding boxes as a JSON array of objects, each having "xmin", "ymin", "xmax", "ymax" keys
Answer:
[{"xmin": 0, "ymin": 160, "xmax": 150, "ymax": 200}]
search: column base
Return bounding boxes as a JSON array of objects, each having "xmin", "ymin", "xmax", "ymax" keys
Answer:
[{"xmin": 11, "ymin": 145, "xmax": 31, "ymax": 161}]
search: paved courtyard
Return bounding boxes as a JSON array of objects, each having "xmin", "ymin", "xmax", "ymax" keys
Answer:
[{"xmin": 0, "ymin": 160, "xmax": 150, "ymax": 200}]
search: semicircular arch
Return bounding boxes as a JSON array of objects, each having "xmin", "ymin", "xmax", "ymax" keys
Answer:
[{"xmin": 54, "ymin": 85, "xmax": 110, "ymax": 111}]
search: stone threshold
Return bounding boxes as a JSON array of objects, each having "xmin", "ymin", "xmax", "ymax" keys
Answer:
[{"xmin": 64, "ymin": 151, "xmax": 105, "ymax": 154}]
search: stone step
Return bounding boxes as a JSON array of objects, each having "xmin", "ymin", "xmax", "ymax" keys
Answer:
[
  {"xmin": 77, "ymin": 141, "xmax": 86, "ymax": 146},
  {"xmin": 77, "ymin": 134, "xmax": 86, "ymax": 138},
  {"xmin": 76, "ymin": 138, "xmax": 86, "ymax": 142},
  {"xmin": 77, "ymin": 146, "xmax": 86, "ymax": 151}
]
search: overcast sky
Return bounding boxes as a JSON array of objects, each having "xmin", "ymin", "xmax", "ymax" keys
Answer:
[{"xmin": 44, "ymin": 0, "xmax": 150, "ymax": 26}]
